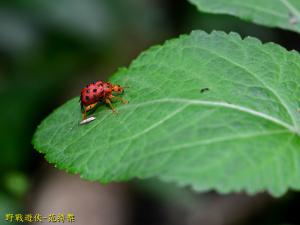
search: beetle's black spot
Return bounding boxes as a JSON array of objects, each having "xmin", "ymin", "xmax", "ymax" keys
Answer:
[
  {"xmin": 93, "ymin": 89, "xmax": 97, "ymax": 92},
  {"xmin": 85, "ymin": 96, "xmax": 90, "ymax": 100},
  {"xmin": 86, "ymin": 89, "xmax": 90, "ymax": 93}
]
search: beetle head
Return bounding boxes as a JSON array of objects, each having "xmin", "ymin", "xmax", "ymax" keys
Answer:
[{"xmin": 112, "ymin": 84, "xmax": 124, "ymax": 93}]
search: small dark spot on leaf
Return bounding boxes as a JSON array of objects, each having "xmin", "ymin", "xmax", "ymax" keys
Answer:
[{"xmin": 200, "ymin": 87, "xmax": 210, "ymax": 93}]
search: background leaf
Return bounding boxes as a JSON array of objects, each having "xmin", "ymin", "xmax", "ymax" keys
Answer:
[
  {"xmin": 33, "ymin": 30, "xmax": 300, "ymax": 196},
  {"xmin": 188, "ymin": 0, "xmax": 300, "ymax": 34}
]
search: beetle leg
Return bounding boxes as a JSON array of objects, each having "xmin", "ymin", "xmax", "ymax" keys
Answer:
[
  {"xmin": 82, "ymin": 103, "xmax": 98, "ymax": 120},
  {"xmin": 105, "ymin": 98, "xmax": 117, "ymax": 113}
]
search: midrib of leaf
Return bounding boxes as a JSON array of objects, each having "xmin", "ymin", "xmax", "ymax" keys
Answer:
[
  {"xmin": 114, "ymin": 98, "xmax": 299, "ymax": 135},
  {"xmin": 280, "ymin": 0, "xmax": 300, "ymax": 20},
  {"xmin": 66, "ymin": 95, "xmax": 298, "ymax": 160}
]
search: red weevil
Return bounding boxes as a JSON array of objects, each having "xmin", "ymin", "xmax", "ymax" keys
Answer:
[{"xmin": 80, "ymin": 81, "xmax": 128, "ymax": 124}]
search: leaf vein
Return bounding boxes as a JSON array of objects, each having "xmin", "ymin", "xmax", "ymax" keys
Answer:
[{"xmin": 119, "ymin": 98, "xmax": 299, "ymax": 135}]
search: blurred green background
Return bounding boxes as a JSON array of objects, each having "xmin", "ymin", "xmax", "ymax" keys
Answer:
[{"xmin": 1, "ymin": 1, "xmax": 300, "ymax": 225}]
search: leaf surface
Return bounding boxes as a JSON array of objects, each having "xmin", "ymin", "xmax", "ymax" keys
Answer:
[
  {"xmin": 33, "ymin": 31, "xmax": 300, "ymax": 196},
  {"xmin": 188, "ymin": 0, "xmax": 300, "ymax": 33}
]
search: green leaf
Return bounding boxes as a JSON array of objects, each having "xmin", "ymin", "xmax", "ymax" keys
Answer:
[
  {"xmin": 188, "ymin": 0, "xmax": 300, "ymax": 34},
  {"xmin": 33, "ymin": 30, "xmax": 300, "ymax": 196}
]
